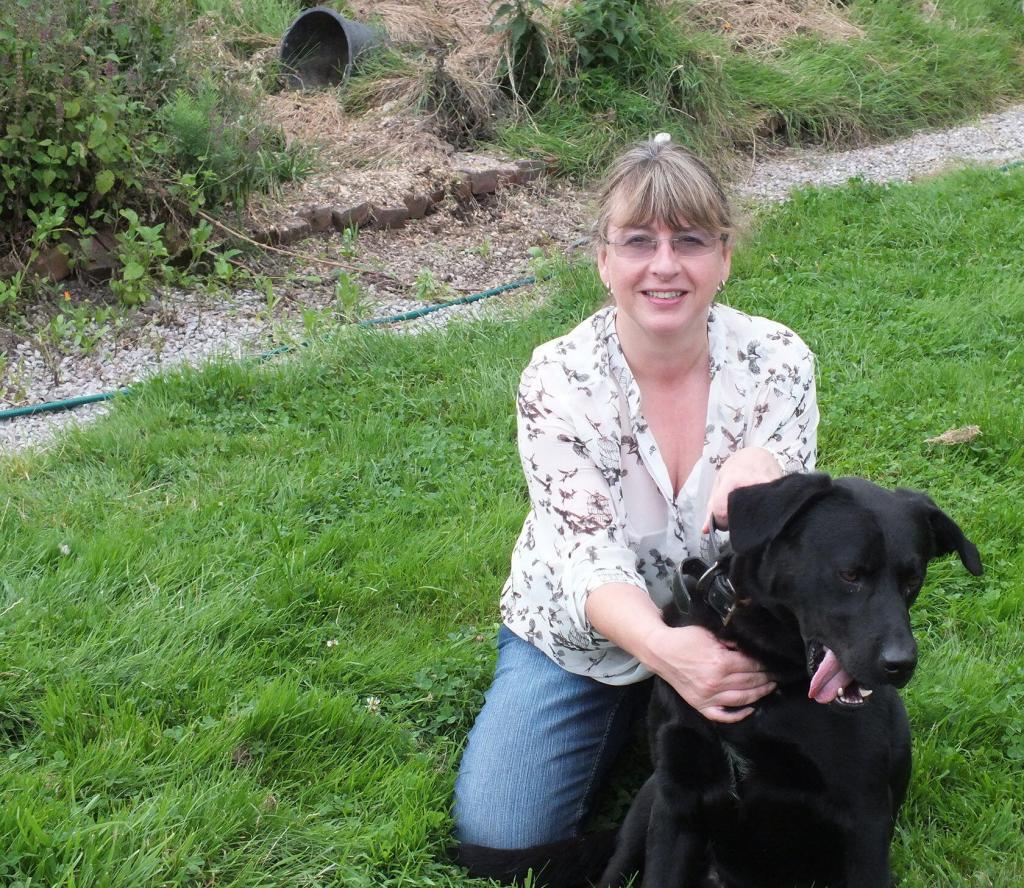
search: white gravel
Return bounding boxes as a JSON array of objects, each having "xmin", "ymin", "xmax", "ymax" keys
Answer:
[
  {"xmin": 5, "ymin": 102, "xmax": 1024, "ymax": 454},
  {"xmin": 735, "ymin": 104, "xmax": 1024, "ymax": 203}
]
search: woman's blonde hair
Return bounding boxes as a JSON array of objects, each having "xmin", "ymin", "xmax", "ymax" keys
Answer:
[{"xmin": 595, "ymin": 134, "xmax": 732, "ymax": 242}]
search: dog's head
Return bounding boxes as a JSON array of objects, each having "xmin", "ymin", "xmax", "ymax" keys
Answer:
[{"xmin": 727, "ymin": 472, "xmax": 982, "ymax": 707}]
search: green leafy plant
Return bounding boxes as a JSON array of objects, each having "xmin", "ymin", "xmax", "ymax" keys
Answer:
[
  {"xmin": 0, "ymin": 206, "xmax": 68, "ymax": 310},
  {"xmin": 338, "ymin": 224, "xmax": 359, "ymax": 260},
  {"xmin": 567, "ymin": 0, "xmax": 650, "ymax": 74},
  {"xmin": 412, "ymin": 268, "xmax": 455, "ymax": 303},
  {"xmin": 385, "ymin": 628, "xmax": 495, "ymax": 744},
  {"xmin": 526, "ymin": 244, "xmax": 562, "ymax": 281},
  {"xmin": 43, "ymin": 303, "xmax": 114, "ymax": 355},
  {"xmin": 0, "ymin": 0, "xmax": 310, "ymax": 310},
  {"xmin": 159, "ymin": 82, "xmax": 304, "ymax": 211},
  {"xmin": 0, "ymin": 0, "xmax": 166, "ymax": 241},
  {"xmin": 489, "ymin": 0, "xmax": 552, "ymax": 102},
  {"xmin": 110, "ymin": 209, "xmax": 169, "ymax": 306}
]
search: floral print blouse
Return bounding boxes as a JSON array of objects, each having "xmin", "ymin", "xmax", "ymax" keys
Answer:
[{"xmin": 499, "ymin": 303, "xmax": 818, "ymax": 684}]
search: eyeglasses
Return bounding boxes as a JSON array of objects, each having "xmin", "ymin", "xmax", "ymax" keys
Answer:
[{"xmin": 603, "ymin": 230, "xmax": 727, "ymax": 260}]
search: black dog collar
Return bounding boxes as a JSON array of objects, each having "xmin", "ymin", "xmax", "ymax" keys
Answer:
[
  {"xmin": 673, "ymin": 555, "xmax": 739, "ymax": 626},
  {"xmin": 696, "ymin": 561, "xmax": 739, "ymax": 625}
]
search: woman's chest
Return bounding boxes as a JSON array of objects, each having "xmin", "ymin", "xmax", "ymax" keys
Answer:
[{"xmin": 641, "ymin": 381, "xmax": 711, "ymax": 497}]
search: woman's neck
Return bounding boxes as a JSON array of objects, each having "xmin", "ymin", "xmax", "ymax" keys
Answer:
[{"xmin": 615, "ymin": 310, "xmax": 711, "ymax": 385}]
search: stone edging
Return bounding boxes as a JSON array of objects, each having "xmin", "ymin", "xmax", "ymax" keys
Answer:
[
  {"xmin": 25, "ymin": 159, "xmax": 549, "ymax": 282},
  {"xmin": 250, "ymin": 158, "xmax": 549, "ymax": 247}
]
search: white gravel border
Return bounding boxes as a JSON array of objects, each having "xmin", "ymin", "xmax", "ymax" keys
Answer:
[{"xmin": 5, "ymin": 102, "xmax": 1024, "ymax": 453}]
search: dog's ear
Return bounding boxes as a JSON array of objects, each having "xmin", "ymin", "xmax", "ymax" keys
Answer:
[
  {"xmin": 896, "ymin": 490, "xmax": 983, "ymax": 576},
  {"xmin": 727, "ymin": 472, "xmax": 834, "ymax": 555}
]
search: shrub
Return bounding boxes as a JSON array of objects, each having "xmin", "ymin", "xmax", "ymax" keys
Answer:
[
  {"xmin": 0, "ymin": 0, "xmax": 308, "ymax": 306},
  {"xmin": 0, "ymin": 0, "xmax": 176, "ymax": 242},
  {"xmin": 159, "ymin": 81, "xmax": 308, "ymax": 211}
]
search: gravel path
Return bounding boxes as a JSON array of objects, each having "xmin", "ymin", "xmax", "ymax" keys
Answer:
[{"xmin": 5, "ymin": 102, "xmax": 1024, "ymax": 453}]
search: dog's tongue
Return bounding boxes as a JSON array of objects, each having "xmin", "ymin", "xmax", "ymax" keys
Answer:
[{"xmin": 808, "ymin": 647, "xmax": 853, "ymax": 704}]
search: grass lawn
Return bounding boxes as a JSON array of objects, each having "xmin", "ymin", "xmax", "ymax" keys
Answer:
[{"xmin": 2, "ymin": 164, "xmax": 1023, "ymax": 886}]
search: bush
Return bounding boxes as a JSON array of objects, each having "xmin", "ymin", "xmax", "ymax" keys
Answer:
[
  {"xmin": 0, "ymin": 0, "xmax": 177, "ymax": 240},
  {"xmin": 0, "ymin": 0, "xmax": 307, "ymax": 306}
]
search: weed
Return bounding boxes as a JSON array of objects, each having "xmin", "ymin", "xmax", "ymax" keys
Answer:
[
  {"xmin": 386, "ymin": 627, "xmax": 496, "ymax": 744},
  {"xmin": 339, "ymin": 225, "xmax": 360, "ymax": 260},
  {"xmin": 527, "ymin": 244, "xmax": 562, "ymax": 280},
  {"xmin": 301, "ymin": 306, "xmax": 326, "ymax": 340},
  {"xmin": 412, "ymin": 268, "xmax": 455, "ymax": 303},
  {"xmin": 1, "ymin": 0, "xmax": 309, "ymax": 306},
  {"xmin": 42, "ymin": 305, "xmax": 114, "ymax": 355},
  {"xmin": 567, "ymin": 0, "xmax": 650, "ymax": 74},
  {"xmin": 490, "ymin": 0, "xmax": 553, "ymax": 104},
  {"xmin": 333, "ymin": 272, "xmax": 364, "ymax": 323},
  {"xmin": 0, "ymin": 206, "xmax": 68, "ymax": 310},
  {"xmin": 255, "ymin": 275, "xmax": 280, "ymax": 318},
  {"xmin": 109, "ymin": 209, "xmax": 170, "ymax": 306},
  {"xmin": 159, "ymin": 82, "xmax": 304, "ymax": 211}
]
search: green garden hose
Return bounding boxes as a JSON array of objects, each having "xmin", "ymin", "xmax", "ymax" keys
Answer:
[{"xmin": 0, "ymin": 275, "xmax": 538, "ymax": 422}]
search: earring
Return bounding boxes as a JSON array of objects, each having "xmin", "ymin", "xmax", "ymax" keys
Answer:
[{"xmin": 715, "ymin": 280, "xmax": 725, "ymax": 296}]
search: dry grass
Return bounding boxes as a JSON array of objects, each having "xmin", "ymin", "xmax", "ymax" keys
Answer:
[
  {"xmin": 363, "ymin": 0, "xmax": 489, "ymax": 44},
  {"xmin": 368, "ymin": 0, "xmax": 507, "ymax": 136},
  {"xmin": 686, "ymin": 0, "xmax": 863, "ymax": 53},
  {"xmin": 245, "ymin": 0, "xmax": 866, "ymax": 228},
  {"xmin": 263, "ymin": 91, "xmax": 349, "ymax": 148}
]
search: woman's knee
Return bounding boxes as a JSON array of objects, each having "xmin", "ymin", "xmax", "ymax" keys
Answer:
[{"xmin": 453, "ymin": 627, "xmax": 644, "ymax": 848}]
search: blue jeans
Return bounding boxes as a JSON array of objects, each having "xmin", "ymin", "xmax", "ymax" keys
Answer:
[{"xmin": 453, "ymin": 625, "xmax": 650, "ymax": 849}]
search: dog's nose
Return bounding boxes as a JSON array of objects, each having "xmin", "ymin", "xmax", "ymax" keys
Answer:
[{"xmin": 881, "ymin": 646, "xmax": 917, "ymax": 685}]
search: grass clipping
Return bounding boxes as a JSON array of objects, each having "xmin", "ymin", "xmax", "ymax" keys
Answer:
[{"xmin": 689, "ymin": 0, "xmax": 863, "ymax": 52}]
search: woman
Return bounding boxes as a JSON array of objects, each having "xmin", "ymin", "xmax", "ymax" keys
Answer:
[{"xmin": 454, "ymin": 134, "xmax": 818, "ymax": 878}]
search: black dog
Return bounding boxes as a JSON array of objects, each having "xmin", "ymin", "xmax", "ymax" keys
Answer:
[{"xmin": 598, "ymin": 472, "xmax": 983, "ymax": 888}]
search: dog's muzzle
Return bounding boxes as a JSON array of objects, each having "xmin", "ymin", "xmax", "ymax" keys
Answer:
[{"xmin": 806, "ymin": 641, "xmax": 874, "ymax": 707}]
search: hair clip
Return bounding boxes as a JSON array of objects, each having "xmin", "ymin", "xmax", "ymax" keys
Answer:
[{"xmin": 653, "ymin": 132, "xmax": 671, "ymax": 145}]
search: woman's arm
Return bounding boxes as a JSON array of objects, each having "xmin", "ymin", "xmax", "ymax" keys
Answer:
[{"xmin": 586, "ymin": 582, "xmax": 776, "ymax": 723}]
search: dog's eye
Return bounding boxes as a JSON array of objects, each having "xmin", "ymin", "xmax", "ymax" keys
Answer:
[{"xmin": 838, "ymin": 569, "xmax": 860, "ymax": 584}]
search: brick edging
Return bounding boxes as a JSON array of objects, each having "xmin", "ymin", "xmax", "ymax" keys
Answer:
[{"xmin": 252, "ymin": 157, "xmax": 549, "ymax": 247}]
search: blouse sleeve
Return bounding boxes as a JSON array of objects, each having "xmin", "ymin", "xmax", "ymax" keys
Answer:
[
  {"xmin": 514, "ymin": 358, "xmax": 646, "ymax": 640},
  {"xmin": 747, "ymin": 345, "xmax": 819, "ymax": 474}
]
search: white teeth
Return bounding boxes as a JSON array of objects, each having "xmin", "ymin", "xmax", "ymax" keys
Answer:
[
  {"xmin": 644, "ymin": 290, "xmax": 683, "ymax": 300},
  {"xmin": 860, "ymin": 688, "xmax": 874, "ymax": 698}
]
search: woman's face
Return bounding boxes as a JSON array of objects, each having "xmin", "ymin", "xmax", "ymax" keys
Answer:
[{"xmin": 597, "ymin": 215, "xmax": 731, "ymax": 345}]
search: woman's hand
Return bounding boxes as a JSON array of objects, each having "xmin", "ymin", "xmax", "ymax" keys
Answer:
[
  {"xmin": 703, "ymin": 446, "xmax": 783, "ymax": 532},
  {"xmin": 587, "ymin": 582, "xmax": 775, "ymax": 723},
  {"xmin": 643, "ymin": 623, "xmax": 776, "ymax": 723}
]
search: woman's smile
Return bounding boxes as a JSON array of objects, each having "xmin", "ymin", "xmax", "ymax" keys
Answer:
[{"xmin": 641, "ymin": 289, "xmax": 687, "ymax": 302}]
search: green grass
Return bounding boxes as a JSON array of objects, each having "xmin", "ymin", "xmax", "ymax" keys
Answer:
[
  {"xmin": 495, "ymin": 0, "xmax": 1024, "ymax": 177},
  {"xmin": 188, "ymin": 0, "xmax": 304, "ymax": 37},
  {"xmin": 2, "ymin": 165, "xmax": 1024, "ymax": 884}
]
